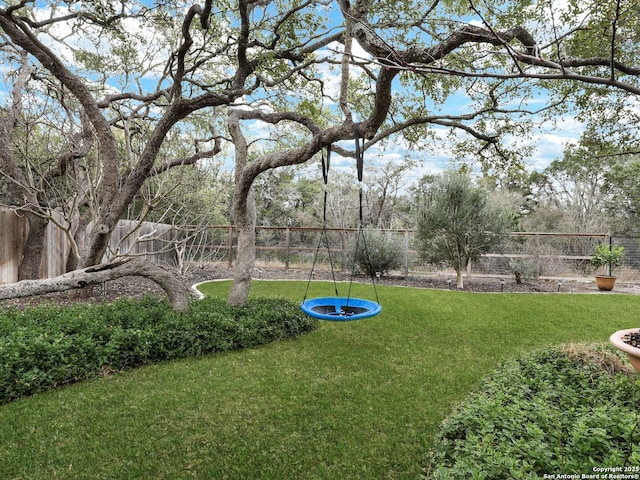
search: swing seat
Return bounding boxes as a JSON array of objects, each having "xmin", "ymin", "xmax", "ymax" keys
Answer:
[{"xmin": 300, "ymin": 297, "xmax": 382, "ymax": 321}]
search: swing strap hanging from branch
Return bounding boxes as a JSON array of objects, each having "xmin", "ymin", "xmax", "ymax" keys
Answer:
[
  {"xmin": 302, "ymin": 144, "xmax": 340, "ymax": 303},
  {"xmin": 300, "ymin": 127, "xmax": 382, "ymax": 321},
  {"xmin": 346, "ymin": 123, "xmax": 380, "ymax": 307}
]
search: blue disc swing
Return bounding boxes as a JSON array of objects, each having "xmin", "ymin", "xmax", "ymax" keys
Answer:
[{"xmin": 300, "ymin": 124, "xmax": 382, "ymax": 321}]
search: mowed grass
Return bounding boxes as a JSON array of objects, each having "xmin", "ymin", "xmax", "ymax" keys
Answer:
[{"xmin": 1, "ymin": 281, "xmax": 639, "ymax": 479}]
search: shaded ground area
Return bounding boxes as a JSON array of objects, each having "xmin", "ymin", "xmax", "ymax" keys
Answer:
[{"xmin": 3, "ymin": 266, "xmax": 640, "ymax": 310}]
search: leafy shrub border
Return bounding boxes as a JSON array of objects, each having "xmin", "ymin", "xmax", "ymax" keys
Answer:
[
  {"xmin": 423, "ymin": 345, "xmax": 640, "ymax": 479},
  {"xmin": 0, "ymin": 297, "xmax": 318, "ymax": 404}
]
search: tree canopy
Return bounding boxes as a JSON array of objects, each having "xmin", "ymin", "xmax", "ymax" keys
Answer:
[{"xmin": 2, "ymin": 0, "xmax": 640, "ymax": 306}]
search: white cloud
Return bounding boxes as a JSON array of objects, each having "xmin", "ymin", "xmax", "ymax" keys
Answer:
[
  {"xmin": 524, "ymin": 115, "xmax": 583, "ymax": 170},
  {"xmin": 316, "ymin": 39, "xmax": 375, "ymax": 103},
  {"xmin": 526, "ymin": 133, "xmax": 577, "ymax": 171}
]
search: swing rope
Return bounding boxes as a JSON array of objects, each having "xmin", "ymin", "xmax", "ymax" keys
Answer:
[
  {"xmin": 303, "ymin": 144, "xmax": 339, "ymax": 302},
  {"xmin": 300, "ymin": 125, "xmax": 382, "ymax": 321},
  {"xmin": 345, "ymin": 123, "xmax": 380, "ymax": 306}
]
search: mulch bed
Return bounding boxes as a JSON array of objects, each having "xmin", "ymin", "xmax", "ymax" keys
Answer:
[{"xmin": 1, "ymin": 266, "xmax": 638, "ymax": 310}]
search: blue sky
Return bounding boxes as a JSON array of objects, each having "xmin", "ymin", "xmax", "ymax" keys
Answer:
[{"xmin": 0, "ymin": 0, "xmax": 586, "ymax": 189}]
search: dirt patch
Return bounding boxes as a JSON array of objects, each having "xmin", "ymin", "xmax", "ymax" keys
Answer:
[{"xmin": 2, "ymin": 266, "xmax": 639, "ymax": 310}]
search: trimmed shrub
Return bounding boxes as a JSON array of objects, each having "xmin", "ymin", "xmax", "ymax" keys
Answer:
[
  {"xmin": 508, "ymin": 256, "xmax": 539, "ymax": 284},
  {"xmin": 423, "ymin": 345, "xmax": 640, "ymax": 479},
  {"xmin": 352, "ymin": 229, "xmax": 405, "ymax": 277},
  {"xmin": 0, "ymin": 297, "xmax": 318, "ymax": 404}
]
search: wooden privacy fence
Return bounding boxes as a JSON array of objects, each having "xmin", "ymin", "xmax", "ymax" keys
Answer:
[
  {"xmin": 0, "ymin": 209, "xmax": 71, "ymax": 284},
  {"xmin": 107, "ymin": 220, "xmax": 178, "ymax": 265},
  {"xmin": 0, "ymin": 209, "xmax": 26, "ymax": 284},
  {"xmin": 0, "ymin": 208, "xmax": 178, "ymax": 284}
]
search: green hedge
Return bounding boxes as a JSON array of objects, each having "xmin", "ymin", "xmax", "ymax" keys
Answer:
[
  {"xmin": 424, "ymin": 346, "xmax": 640, "ymax": 479},
  {"xmin": 0, "ymin": 297, "xmax": 318, "ymax": 404}
]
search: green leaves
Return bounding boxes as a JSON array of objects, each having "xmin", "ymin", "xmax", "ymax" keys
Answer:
[
  {"xmin": 352, "ymin": 228, "xmax": 406, "ymax": 276},
  {"xmin": 424, "ymin": 346, "xmax": 640, "ymax": 478},
  {"xmin": 0, "ymin": 297, "xmax": 318, "ymax": 405},
  {"xmin": 415, "ymin": 170, "xmax": 515, "ymax": 283},
  {"xmin": 591, "ymin": 241, "xmax": 625, "ymax": 272}
]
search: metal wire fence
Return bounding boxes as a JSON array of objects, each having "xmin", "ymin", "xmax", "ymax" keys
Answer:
[
  {"xmin": 183, "ymin": 226, "xmax": 640, "ymax": 281},
  {"xmin": 6, "ymin": 207, "xmax": 640, "ymax": 283}
]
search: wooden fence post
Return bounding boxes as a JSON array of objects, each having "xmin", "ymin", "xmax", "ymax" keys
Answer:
[
  {"xmin": 227, "ymin": 226, "xmax": 234, "ymax": 268},
  {"xmin": 285, "ymin": 226, "xmax": 291, "ymax": 271},
  {"xmin": 535, "ymin": 233, "xmax": 541, "ymax": 276},
  {"xmin": 404, "ymin": 230, "xmax": 409, "ymax": 276}
]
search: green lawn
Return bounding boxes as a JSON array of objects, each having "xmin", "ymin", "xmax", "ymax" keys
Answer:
[{"xmin": 1, "ymin": 281, "xmax": 638, "ymax": 479}]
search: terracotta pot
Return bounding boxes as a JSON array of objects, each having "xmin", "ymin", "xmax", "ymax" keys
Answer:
[
  {"xmin": 609, "ymin": 329, "xmax": 640, "ymax": 374},
  {"xmin": 595, "ymin": 275, "xmax": 616, "ymax": 291}
]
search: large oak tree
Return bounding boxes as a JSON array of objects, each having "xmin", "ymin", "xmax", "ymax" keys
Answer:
[{"xmin": 2, "ymin": 0, "xmax": 640, "ymax": 307}]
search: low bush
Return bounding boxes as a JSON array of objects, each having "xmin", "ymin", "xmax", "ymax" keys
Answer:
[
  {"xmin": 424, "ymin": 345, "xmax": 640, "ymax": 479},
  {"xmin": 0, "ymin": 297, "xmax": 317, "ymax": 404},
  {"xmin": 352, "ymin": 229, "xmax": 405, "ymax": 277},
  {"xmin": 508, "ymin": 256, "xmax": 539, "ymax": 284}
]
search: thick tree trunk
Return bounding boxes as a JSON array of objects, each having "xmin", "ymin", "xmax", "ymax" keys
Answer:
[
  {"xmin": 77, "ymin": 212, "xmax": 121, "ymax": 269},
  {"xmin": 456, "ymin": 269, "xmax": 464, "ymax": 289},
  {"xmin": 0, "ymin": 259, "xmax": 192, "ymax": 311},
  {"xmin": 226, "ymin": 110, "xmax": 256, "ymax": 306},
  {"xmin": 65, "ymin": 214, "xmax": 87, "ymax": 273},
  {"xmin": 227, "ymin": 189, "xmax": 256, "ymax": 306},
  {"xmin": 17, "ymin": 213, "xmax": 49, "ymax": 280},
  {"xmin": 0, "ymin": 117, "xmax": 49, "ymax": 281}
]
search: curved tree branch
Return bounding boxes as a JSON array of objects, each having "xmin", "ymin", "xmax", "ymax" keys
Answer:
[{"xmin": 0, "ymin": 259, "xmax": 192, "ymax": 311}]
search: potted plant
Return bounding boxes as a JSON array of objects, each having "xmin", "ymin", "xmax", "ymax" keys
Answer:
[
  {"xmin": 610, "ymin": 329, "xmax": 640, "ymax": 374},
  {"xmin": 590, "ymin": 241, "xmax": 624, "ymax": 291}
]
